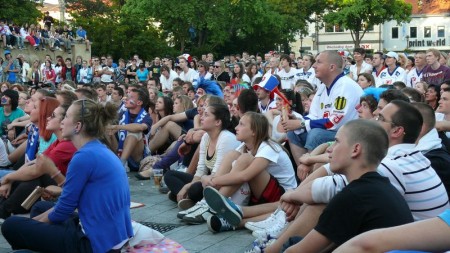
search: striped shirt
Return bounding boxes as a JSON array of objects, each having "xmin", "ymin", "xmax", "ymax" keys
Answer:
[
  {"xmin": 312, "ymin": 144, "xmax": 449, "ymax": 221},
  {"xmin": 378, "ymin": 144, "xmax": 449, "ymax": 221}
]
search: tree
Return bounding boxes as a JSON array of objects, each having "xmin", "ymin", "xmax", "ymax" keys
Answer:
[
  {"xmin": 324, "ymin": 0, "xmax": 412, "ymax": 48},
  {"xmin": 66, "ymin": 0, "xmax": 177, "ymax": 60},
  {"xmin": 123, "ymin": 0, "xmax": 327, "ymax": 56},
  {"xmin": 0, "ymin": 0, "xmax": 42, "ymax": 25}
]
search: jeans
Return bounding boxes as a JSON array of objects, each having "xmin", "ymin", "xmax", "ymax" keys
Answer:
[
  {"xmin": 2, "ymin": 216, "xmax": 93, "ymax": 253},
  {"xmin": 287, "ymin": 128, "xmax": 336, "ymax": 151}
]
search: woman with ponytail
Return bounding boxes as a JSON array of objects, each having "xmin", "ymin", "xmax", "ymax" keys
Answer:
[{"xmin": 2, "ymin": 100, "xmax": 133, "ymax": 253}]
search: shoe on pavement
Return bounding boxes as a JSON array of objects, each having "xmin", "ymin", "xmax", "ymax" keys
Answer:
[
  {"xmin": 177, "ymin": 201, "xmax": 203, "ymax": 219},
  {"xmin": 244, "ymin": 235, "xmax": 276, "ymax": 253},
  {"xmin": 178, "ymin": 198, "xmax": 195, "ymax": 210},
  {"xmin": 207, "ymin": 214, "xmax": 236, "ymax": 233},
  {"xmin": 182, "ymin": 202, "xmax": 213, "ymax": 224},
  {"xmin": 245, "ymin": 208, "xmax": 286, "ymax": 232},
  {"xmin": 203, "ymin": 186, "xmax": 243, "ymax": 226},
  {"xmin": 252, "ymin": 219, "xmax": 288, "ymax": 239}
]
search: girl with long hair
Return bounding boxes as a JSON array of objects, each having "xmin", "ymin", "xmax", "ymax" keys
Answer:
[{"xmin": 1, "ymin": 100, "xmax": 133, "ymax": 253}]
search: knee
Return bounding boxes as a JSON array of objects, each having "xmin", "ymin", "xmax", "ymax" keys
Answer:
[
  {"xmin": 234, "ymin": 153, "xmax": 254, "ymax": 169},
  {"xmin": 187, "ymin": 181, "xmax": 203, "ymax": 202},
  {"xmin": 2, "ymin": 216, "xmax": 23, "ymax": 238}
]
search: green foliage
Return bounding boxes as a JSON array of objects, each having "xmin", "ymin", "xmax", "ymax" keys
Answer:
[
  {"xmin": 0, "ymin": 0, "xmax": 42, "ymax": 25},
  {"xmin": 324, "ymin": 0, "xmax": 412, "ymax": 47},
  {"xmin": 123, "ymin": 0, "xmax": 322, "ymax": 56}
]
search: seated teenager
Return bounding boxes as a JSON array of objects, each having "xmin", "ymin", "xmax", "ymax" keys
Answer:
[
  {"xmin": 149, "ymin": 96, "xmax": 173, "ymax": 154},
  {"xmin": 276, "ymin": 119, "xmax": 414, "ymax": 252},
  {"xmin": 107, "ymin": 88, "xmax": 152, "ymax": 171},
  {"xmin": 0, "ymin": 98, "xmax": 71, "ymax": 218},
  {"xmin": 200, "ymin": 112, "xmax": 296, "ymax": 233},
  {"xmin": 1, "ymin": 100, "xmax": 133, "ymax": 253},
  {"xmin": 165, "ymin": 103, "xmax": 240, "ymax": 224},
  {"xmin": 136, "ymin": 95, "xmax": 204, "ymax": 180},
  {"xmin": 147, "ymin": 95, "xmax": 194, "ymax": 160}
]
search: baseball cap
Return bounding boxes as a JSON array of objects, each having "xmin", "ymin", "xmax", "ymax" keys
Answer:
[
  {"xmin": 4, "ymin": 50, "xmax": 11, "ymax": 56},
  {"xmin": 385, "ymin": 51, "xmax": 399, "ymax": 61}
]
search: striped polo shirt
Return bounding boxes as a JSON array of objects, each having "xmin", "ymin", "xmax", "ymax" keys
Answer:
[{"xmin": 378, "ymin": 144, "xmax": 449, "ymax": 221}]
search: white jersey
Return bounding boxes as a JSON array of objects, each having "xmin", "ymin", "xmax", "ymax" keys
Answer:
[
  {"xmin": 160, "ymin": 69, "xmax": 178, "ymax": 91},
  {"xmin": 305, "ymin": 74, "xmax": 363, "ymax": 131},
  {"xmin": 277, "ymin": 67, "xmax": 298, "ymax": 90},
  {"xmin": 296, "ymin": 67, "xmax": 321, "ymax": 88},
  {"xmin": 258, "ymin": 99, "xmax": 277, "ymax": 114},
  {"xmin": 377, "ymin": 66, "xmax": 407, "ymax": 86},
  {"xmin": 406, "ymin": 67, "xmax": 424, "ymax": 88}
]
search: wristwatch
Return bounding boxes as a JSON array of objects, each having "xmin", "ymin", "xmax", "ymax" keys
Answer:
[{"xmin": 300, "ymin": 120, "xmax": 305, "ymax": 129}]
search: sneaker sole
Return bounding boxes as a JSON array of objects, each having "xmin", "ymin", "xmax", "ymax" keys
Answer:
[
  {"xmin": 178, "ymin": 199, "xmax": 195, "ymax": 210},
  {"xmin": 204, "ymin": 187, "xmax": 242, "ymax": 226}
]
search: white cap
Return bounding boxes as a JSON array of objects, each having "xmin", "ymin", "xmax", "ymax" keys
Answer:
[{"xmin": 385, "ymin": 51, "xmax": 399, "ymax": 61}]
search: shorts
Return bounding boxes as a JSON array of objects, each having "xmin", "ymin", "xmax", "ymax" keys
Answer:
[{"xmin": 249, "ymin": 174, "xmax": 285, "ymax": 205}]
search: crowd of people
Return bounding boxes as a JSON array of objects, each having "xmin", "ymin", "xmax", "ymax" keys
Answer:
[{"xmin": 0, "ymin": 40, "xmax": 449, "ymax": 252}]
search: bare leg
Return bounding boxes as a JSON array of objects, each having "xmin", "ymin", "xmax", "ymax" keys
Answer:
[
  {"xmin": 265, "ymin": 204, "xmax": 325, "ymax": 253},
  {"xmin": 288, "ymin": 142, "xmax": 308, "ymax": 166},
  {"xmin": 121, "ymin": 134, "xmax": 144, "ymax": 162},
  {"xmin": 149, "ymin": 123, "xmax": 181, "ymax": 152}
]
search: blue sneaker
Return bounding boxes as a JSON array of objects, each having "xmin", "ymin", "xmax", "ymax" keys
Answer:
[
  {"xmin": 207, "ymin": 214, "xmax": 236, "ymax": 233},
  {"xmin": 203, "ymin": 186, "xmax": 243, "ymax": 226}
]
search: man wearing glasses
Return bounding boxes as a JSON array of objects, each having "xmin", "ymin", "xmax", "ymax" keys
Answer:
[{"xmin": 211, "ymin": 61, "xmax": 230, "ymax": 83}]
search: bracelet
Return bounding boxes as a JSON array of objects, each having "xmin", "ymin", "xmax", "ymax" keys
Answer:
[{"xmin": 51, "ymin": 170, "xmax": 61, "ymax": 179}]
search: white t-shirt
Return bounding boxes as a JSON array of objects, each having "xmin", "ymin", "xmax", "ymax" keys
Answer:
[
  {"xmin": 349, "ymin": 61, "xmax": 372, "ymax": 81},
  {"xmin": 435, "ymin": 113, "xmax": 450, "ymax": 138},
  {"xmin": 160, "ymin": 70, "xmax": 178, "ymax": 91},
  {"xmin": 258, "ymin": 99, "xmax": 277, "ymax": 114},
  {"xmin": 54, "ymin": 65, "xmax": 62, "ymax": 83},
  {"xmin": 242, "ymin": 73, "xmax": 251, "ymax": 84},
  {"xmin": 377, "ymin": 66, "xmax": 407, "ymax": 86},
  {"xmin": 179, "ymin": 68, "xmax": 199, "ymax": 83},
  {"xmin": 277, "ymin": 67, "xmax": 298, "ymax": 90},
  {"xmin": 236, "ymin": 141, "xmax": 297, "ymax": 190},
  {"xmin": 101, "ymin": 66, "xmax": 114, "ymax": 83}
]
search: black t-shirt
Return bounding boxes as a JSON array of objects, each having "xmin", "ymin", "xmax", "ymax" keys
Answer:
[
  {"xmin": 149, "ymin": 65, "xmax": 161, "ymax": 79},
  {"xmin": 44, "ymin": 16, "xmax": 54, "ymax": 29},
  {"xmin": 184, "ymin": 108, "xmax": 198, "ymax": 120},
  {"xmin": 212, "ymin": 71, "xmax": 231, "ymax": 83},
  {"xmin": 424, "ymin": 147, "xmax": 450, "ymax": 198},
  {"xmin": 315, "ymin": 171, "xmax": 413, "ymax": 246},
  {"xmin": 126, "ymin": 65, "xmax": 137, "ymax": 80}
]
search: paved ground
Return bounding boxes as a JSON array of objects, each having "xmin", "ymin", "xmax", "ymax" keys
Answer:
[{"xmin": 0, "ymin": 172, "xmax": 255, "ymax": 253}]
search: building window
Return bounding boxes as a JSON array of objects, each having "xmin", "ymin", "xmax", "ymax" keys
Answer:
[
  {"xmin": 424, "ymin": 26, "xmax": 431, "ymax": 38},
  {"xmin": 325, "ymin": 23, "xmax": 344, "ymax": 33},
  {"xmin": 410, "ymin": 27, "xmax": 417, "ymax": 38},
  {"xmin": 392, "ymin": 27, "xmax": 399, "ymax": 39},
  {"xmin": 438, "ymin": 26, "xmax": 445, "ymax": 38}
]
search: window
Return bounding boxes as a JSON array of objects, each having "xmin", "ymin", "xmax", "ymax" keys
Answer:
[
  {"xmin": 325, "ymin": 23, "xmax": 344, "ymax": 33},
  {"xmin": 410, "ymin": 27, "xmax": 417, "ymax": 38},
  {"xmin": 424, "ymin": 26, "xmax": 431, "ymax": 38},
  {"xmin": 392, "ymin": 27, "xmax": 399, "ymax": 39},
  {"xmin": 438, "ymin": 26, "xmax": 445, "ymax": 38}
]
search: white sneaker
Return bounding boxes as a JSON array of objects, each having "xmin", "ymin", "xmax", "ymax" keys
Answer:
[
  {"xmin": 177, "ymin": 200, "xmax": 204, "ymax": 219},
  {"xmin": 182, "ymin": 201, "xmax": 213, "ymax": 224},
  {"xmin": 252, "ymin": 219, "xmax": 288, "ymax": 239},
  {"xmin": 245, "ymin": 208, "xmax": 286, "ymax": 232}
]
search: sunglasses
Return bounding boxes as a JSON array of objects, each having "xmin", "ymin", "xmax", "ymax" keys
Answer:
[{"xmin": 214, "ymin": 66, "xmax": 220, "ymax": 68}]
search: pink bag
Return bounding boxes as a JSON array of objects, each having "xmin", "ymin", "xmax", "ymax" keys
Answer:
[{"xmin": 124, "ymin": 238, "xmax": 188, "ymax": 253}]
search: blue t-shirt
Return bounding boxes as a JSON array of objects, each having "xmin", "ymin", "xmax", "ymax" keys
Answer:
[
  {"xmin": 136, "ymin": 68, "xmax": 149, "ymax": 82},
  {"xmin": 0, "ymin": 108, "xmax": 25, "ymax": 136}
]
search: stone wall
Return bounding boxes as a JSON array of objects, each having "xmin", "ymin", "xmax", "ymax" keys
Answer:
[{"xmin": 1, "ymin": 42, "xmax": 91, "ymax": 63}]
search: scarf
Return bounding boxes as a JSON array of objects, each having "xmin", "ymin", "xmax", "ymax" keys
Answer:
[{"xmin": 118, "ymin": 108, "xmax": 147, "ymax": 155}]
